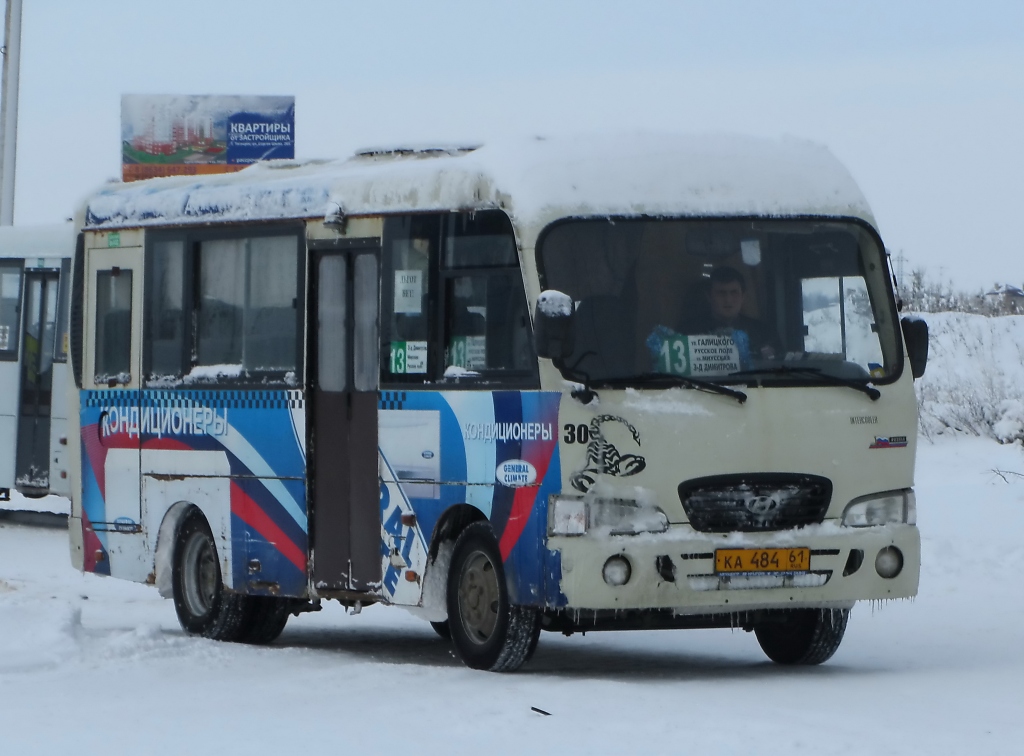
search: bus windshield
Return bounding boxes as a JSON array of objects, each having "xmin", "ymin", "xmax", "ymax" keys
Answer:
[{"xmin": 538, "ymin": 218, "xmax": 900, "ymax": 387}]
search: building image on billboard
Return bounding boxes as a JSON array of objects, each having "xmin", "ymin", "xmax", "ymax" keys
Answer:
[{"xmin": 121, "ymin": 95, "xmax": 294, "ymax": 182}]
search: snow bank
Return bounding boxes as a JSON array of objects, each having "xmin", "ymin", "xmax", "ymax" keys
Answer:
[{"xmin": 915, "ymin": 311, "xmax": 1024, "ymax": 443}]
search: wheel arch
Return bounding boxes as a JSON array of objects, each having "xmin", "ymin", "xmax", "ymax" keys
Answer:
[
  {"xmin": 153, "ymin": 501, "xmax": 201, "ymax": 598},
  {"xmin": 427, "ymin": 503, "xmax": 487, "ymax": 562}
]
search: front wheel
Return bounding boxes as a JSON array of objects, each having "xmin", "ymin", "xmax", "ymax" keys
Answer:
[
  {"xmin": 172, "ymin": 509, "xmax": 250, "ymax": 641},
  {"xmin": 754, "ymin": 608, "xmax": 850, "ymax": 665},
  {"xmin": 238, "ymin": 597, "xmax": 291, "ymax": 644},
  {"xmin": 446, "ymin": 522, "xmax": 539, "ymax": 672}
]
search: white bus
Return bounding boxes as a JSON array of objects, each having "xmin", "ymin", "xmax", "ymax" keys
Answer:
[
  {"xmin": 1, "ymin": 224, "xmax": 76, "ymax": 501},
  {"xmin": 68, "ymin": 134, "xmax": 928, "ymax": 671}
]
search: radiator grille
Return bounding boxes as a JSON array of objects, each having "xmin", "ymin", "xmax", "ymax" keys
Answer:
[{"xmin": 678, "ymin": 474, "xmax": 832, "ymax": 532}]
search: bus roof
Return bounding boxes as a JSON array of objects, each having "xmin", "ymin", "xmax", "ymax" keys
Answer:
[
  {"xmin": 0, "ymin": 223, "xmax": 75, "ymax": 260},
  {"xmin": 82, "ymin": 133, "xmax": 876, "ymax": 235}
]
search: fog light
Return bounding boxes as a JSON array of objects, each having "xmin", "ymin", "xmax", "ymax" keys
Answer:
[
  {"xmin": 874, "ymin": 546, "xmax": 903, "ymax": 579},
  {"xmin": 602, "ymin": 555, "xmax": 632, "ymax": 586}
]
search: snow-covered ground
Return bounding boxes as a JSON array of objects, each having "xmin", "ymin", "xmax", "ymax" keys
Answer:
[
  {"xmin": 1, "ymin": 436, "xmax": 1022, "ymax": 755},
  {"xmin": 916, "ymin": 311, "xmax": 1024, "ymax": 443}
]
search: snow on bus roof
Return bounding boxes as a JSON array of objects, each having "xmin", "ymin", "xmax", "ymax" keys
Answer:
[{"xmin": 83, "ymin": 133, "xmax": 875, "ymax": 232}]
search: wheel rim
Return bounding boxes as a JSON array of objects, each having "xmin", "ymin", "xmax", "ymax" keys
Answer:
[
  {"xmin": 181, "ymin": 530, "xmax": 219, "ymax": 618},
  {"xmin": 457, "ymin": 549, "xmax": 500, "ymax": 645}
]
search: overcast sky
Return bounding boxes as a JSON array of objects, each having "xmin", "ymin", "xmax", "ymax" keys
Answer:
[{"xmin": 6, "ymin": 0, "xmax": 1023, "ymax": 290}]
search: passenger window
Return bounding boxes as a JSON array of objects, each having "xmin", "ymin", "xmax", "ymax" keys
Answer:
[
  {"xmin": 147, "ymin": 240, "xmax": 186, "ymax": 381},
  {"xmin": 94, "ymin": 269, "xmax": 133, "ymax": 382},
  {"xmin": 0, "ymin": 262, "xmax": 21, "ymax": 359},
  {"xmin": 144, "ymin": 230, "xmax": 301, "ymax": 386}
]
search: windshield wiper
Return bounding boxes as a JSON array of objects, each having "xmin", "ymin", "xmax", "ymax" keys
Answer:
[
  {"xmin": 601, "ymin": 373, "xmax": 747, "ymax": 404},
  {"xmin": 729, "ymin": 366, "xmax": 881, "ymax": 401}
]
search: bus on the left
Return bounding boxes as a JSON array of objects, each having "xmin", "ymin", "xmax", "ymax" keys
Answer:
[{"xmin": 0, "ymin": 224, "xmax": 76, "ymax": 501}]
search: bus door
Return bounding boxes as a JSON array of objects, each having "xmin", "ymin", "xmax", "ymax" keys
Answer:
[
  {"xmin": 14, "ymin": 267, "xmax": 60, "ymax": 493},
  {"xmin": 82, "ymin": 244, "xmax": 144, "ymax": 576},
  {"xmin": 310, "ymin": 242, "xmax": 381, "ymax": 591},
  {"xmin": 0, "ymin": 259, "xmax": 24, "ymax": 495}
]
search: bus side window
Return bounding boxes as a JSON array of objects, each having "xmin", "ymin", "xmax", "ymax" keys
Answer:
[
  {"xmin": 145, "ymin": 230, "xmax": 301, "ymax": 386},
  {"xmin": 0, "ymin": 261, "xmax": 22, "ymax": 359},
  {"xmin": 381, "ymin": 215, "xmax": 438, "ymax": 381},
  {"xmin": 94, "ymin": 269, "xmax": 133, "ymax": 382},
  {"xmin": 54, "ymin": 258, "xmax": 71, "ymax": 363},
  {"xmin": 442, "ymin": 211, "xmax": 536, "ymax": 378},
  {"xmin": 147, "ymin": 240, "xmax": 187, "ymax": 381},
  {"xmin": 196, "ymin": 236, "xmax": 299, "ymax": 376},
  {"xmin": 380, "ymin": 211, "xmax": 537, "ymax": 385},
  {"xmin": 444, "ymin": 273, "xmax": 533, "ymax": 372}
]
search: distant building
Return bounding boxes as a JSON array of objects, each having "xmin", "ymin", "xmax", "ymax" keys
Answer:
[{"xmin": 984, "ymin": 283, "xmax": 1024, "ymax": 311}]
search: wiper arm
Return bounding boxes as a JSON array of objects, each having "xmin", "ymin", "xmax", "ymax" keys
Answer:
[
  {"xmin": 602, "ymin": 373, "xmax": 747, "ymax": 404},
  {"xmin": 729, "ymin": 366, "xmax": 881, "ymax": 401}
]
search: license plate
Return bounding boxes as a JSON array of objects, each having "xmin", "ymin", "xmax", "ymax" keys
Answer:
[{"xmin": 715, "ymin": 547, "xmax": 810, "ymax": 573}]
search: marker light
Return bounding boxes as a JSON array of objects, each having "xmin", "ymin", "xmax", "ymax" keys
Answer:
[
  {"xmin": 874, "ymin": 546, "xmax": 904, "ymax": 579},
  {"xmin": 602, "ymin": 555, "xmax": 632, "ymax": 586}
]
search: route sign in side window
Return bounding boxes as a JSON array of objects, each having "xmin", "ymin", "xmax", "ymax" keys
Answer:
[
  {"xmin": 443, "ymin": 273, "xmax": 533, "ymax": 374},
  {"xmin": 381, "ymin": 215, "xmax": 438, "ymax": 381},
  {"xmin": 0, "ymin": 261, "xmax": 22, "ymax": 359},
  {"xmin": 440, "ymin": 211, "xmax": 536, "ymax": 381}
]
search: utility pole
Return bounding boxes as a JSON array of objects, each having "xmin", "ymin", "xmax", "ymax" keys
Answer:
[{"xmin": 0, "ymin": 0, "xmax": 23, "ymax": 226}]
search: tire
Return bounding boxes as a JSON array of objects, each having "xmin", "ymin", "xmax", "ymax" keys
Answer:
[
  {"xmin": 172, "ymin": 508, "xmax": 251, "ymax": 641},
  {"xmin": 754, "ymin": 608, "xmax": 850, "ymax": 665},
  {"xmin": 446, "ymin": 522, "xmax": 540, "ymax": 672},
  {"xmin": 524, "ymin": 618, "xmax": 542, "ymax": 663},
  {"xmin": 238, "ymin": 597, "xmax": 291, "ymax": 645},
  {"xmin": 429, "ymin": 620, "xmax": 451, "ymax": 640}
]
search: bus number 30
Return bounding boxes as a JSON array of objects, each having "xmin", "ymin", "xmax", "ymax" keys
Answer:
[{"xmin": 563, "ymin": 424, "xmax": 590, "ymax": 444}]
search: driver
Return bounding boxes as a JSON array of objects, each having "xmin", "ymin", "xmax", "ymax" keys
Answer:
[{"xmin": 686, "ymin": 266, "xmax": 777, "ymax": 360}]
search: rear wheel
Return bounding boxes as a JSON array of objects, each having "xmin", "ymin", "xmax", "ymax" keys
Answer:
[
  {"xmin": 172, "ymin": 509, "xmax": 250, "ymax": 641},
  {"xmin": 754, "ymin": 608, "xmax": 850, "ymax": 665},
  {"xmin": 446, "ymin": 522, "xmax": 539, "ymax": 672}
]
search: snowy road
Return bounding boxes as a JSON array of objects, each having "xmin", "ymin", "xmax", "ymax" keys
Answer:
[{"xmin": 2, "ymin": 437, "xmax": 1022, "ymax": 755}]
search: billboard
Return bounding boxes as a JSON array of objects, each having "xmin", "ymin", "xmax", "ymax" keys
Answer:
[{"xmin": 121, "ymin": 95, "xmax": 295, "ymax": 182}]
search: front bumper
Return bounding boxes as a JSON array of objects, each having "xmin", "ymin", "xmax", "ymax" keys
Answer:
[{"xmin": 550, "ymin": 522, "xmax": 920, "ymax": 613}]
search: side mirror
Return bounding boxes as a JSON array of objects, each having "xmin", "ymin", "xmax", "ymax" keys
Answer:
[
  {"xmin": 534, "ymin": 290, "xmax": 575, "ymax": 360},
  {"xmin": 901, "ymin": 317, "xmax": 929, "ymax": 379}
]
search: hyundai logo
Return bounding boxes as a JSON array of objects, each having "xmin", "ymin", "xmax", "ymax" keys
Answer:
[{"xmin": 744, "ymin": 495, "xmax": 778, "ymax": 515}]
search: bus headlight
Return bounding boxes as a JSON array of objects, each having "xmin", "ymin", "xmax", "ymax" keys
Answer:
[
  {"xmin": 549, "ymin": 496, "xmax": 669, "ymax": 536},
  {"xmin": 842, "ymin": 490, "xmax": 915, "ymax": 527}
]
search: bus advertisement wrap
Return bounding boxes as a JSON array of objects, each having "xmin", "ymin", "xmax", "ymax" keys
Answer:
[{"xmin": 121, "ymin": 95, "xmax": 295, "ymax": 182}]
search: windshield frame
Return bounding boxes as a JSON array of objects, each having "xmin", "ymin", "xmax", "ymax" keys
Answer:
[{"xmin": 535, "ymin": 214, "xmax": 904, "ymax": 389}]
